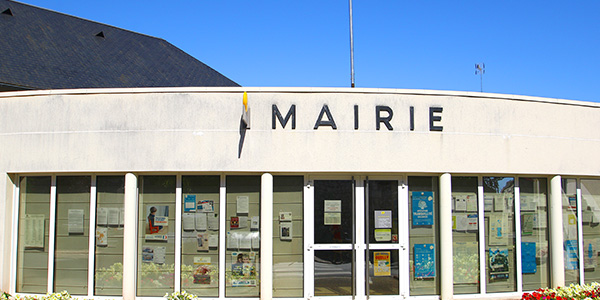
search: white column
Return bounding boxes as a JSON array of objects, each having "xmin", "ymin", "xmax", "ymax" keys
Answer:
[
  {"xmin": 260, "ymin": 173, "xmax": 273, "ymax": 300},
  {"xmin": 549, "ymin": 175, "xmax": 565, "ymax": 288},
  {"xmin": 123, "ymin": 173, "xmax": 138, "ymax": 300},
  {"xmin": 439, "ymin": 173, "xmax": 453, "ymax": 300}
]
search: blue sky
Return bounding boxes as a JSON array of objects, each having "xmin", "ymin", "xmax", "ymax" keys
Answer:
[{"xmin": 21, "ymin": 1, "xmax": 600, "ymax": 102}]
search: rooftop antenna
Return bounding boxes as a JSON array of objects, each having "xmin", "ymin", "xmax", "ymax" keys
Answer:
[
  {"xmin": 349, "ymin": 0, "xmax": 355, "ymax": 88},
  {"xmin": 475, "ymin": 63, "xmax": 485, "ymax": 92}
]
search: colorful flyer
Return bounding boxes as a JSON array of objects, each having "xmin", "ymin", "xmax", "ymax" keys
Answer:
[
  {"xmin": 184, "ymin": 195, "xmax": 196, "ymax": 212},
  {"xmin": 412, "ymin": 191, "xmax": 434, "ymax": 226},
  {"xmin": 373, "ymin": 252, "xmax": 391, "ymax": 276},
  {"xmin": 197, "ymin": 200, "xmax": 214, "ymax": 213},
  {"xmin": 414, "ymin": 243, "xmax": 435, "ymax": 278},
  {"xmin": 230, "ymin": 252, "xmax": 258, "ymax": 287},
  {"xmin": 565, "ymin": 240, "xmax": 579, "ymax": 270},
  {"xmin": 145, "ymin": 205, "xmax": 169, "ymax": 240},
  {"xmin": 489, "ymin": 247, "xmax": 509, "ymax": 280},
  {"xmin": 521, "ymin": 242, "xmax": 537, "ymax": 274},
  {"xmin": 197, "ymin": 233, "xmax": 209, "ymax": 251}
]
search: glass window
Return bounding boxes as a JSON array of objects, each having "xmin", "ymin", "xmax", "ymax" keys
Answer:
[
  {"xmin": 272, "ymin": 176, "xmax": 304, "ymax": 298},
  {"xmin": 451, "ymin": 177, "xmax": 479, "ymax": 294},
  {"xmin": 54, "ymin": 176, "xmax": 91, "ymax": 295},
  {"xmin": 581, "ymin": 179, "xmax": 600, "ymax": 283},
  {"xmin": 137, "ymin": 176, "xmax": 176, "ymax": 296},
  {"xmin": 366, "ymin": 180, "xmax": 399, "ymax": 296},
  {"xmin": 408, "ymin": 176, "xmax": 439, "ymax": 296},
  {"xmin": 181, "ymin": 176, "xmax": 220, "ymax": 297},
  {"xmin": 226, "ymin": 176, "xmax": 261, "ymax": 297},
  {"xmin": 94, "ymin": 176, "xmax": 125, "ymax": 296},
  {"xmin": 562, "ymin": 178, "xmax": 579, "ymax": 284},
  {"xmin": 16, "ymin": 176, "xmax": 51, "ymax": 293},
  {"xmin": 519, "ymin": 178, "xmax": 549, "ymax": 291},
  {"xmin": 484, "ymin": 176, "xmax": 516, "ymax": 293},
  {"xmin": 313, "ymin": 180, "xmax": 354, "ymax": 296}
]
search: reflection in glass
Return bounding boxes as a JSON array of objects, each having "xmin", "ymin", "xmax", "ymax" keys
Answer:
[
  {"xmin": 16, "ymin": 176, "xmax": 51, "ymax": 293},
  {"xmin": 581, "ymin": 179, "xmax": 600, "ymax": 284},
  {"xmin": 273, "ymin": 176, "xmax": 304, "ymax": 297},
  {"xmin": 225, "ymin": 176, "xmax": 261, "ymax": 297},
  {"xmin": 484, "ymin": 176, "xmax": 516, "ymax": 293},
  {"xmin": 181, "ymin": 176, "xmax": 220, "ymax": 297},
  {"xmin": 367, "ymin": 180, "xmax": 398, "ymax": 244},
  {"xmin": 520, "ymin": 178, "xmax": 549, "ymax": 291},
  {"xmin": 314, "ymin": 250, "xmax": 353, "ymax": 296},
  {"xmin": 94, "ymin": 176, "xmax": 125, "ymax": 296},
  {"xmin": 408, "ymin": 176, "xmax": 439, "ymax": 296},
  {"xmin": 562, "ymin": 178, "xmax": 579, "ymax": 285},
  {"xmin": 367, "ymin": 250, "xmax": 399, "ymax": 295},
  {"xmin": 451, "ymin": 177, "xmax": 479, "ymax": 294},
  {"xmin": 137, "ymin": 176, "xmax": 176, "ymax": 296},
  {"xmin": 54, "ymin": 176, "xmax": 91, "ymax": 295},
  {"xmin": 314, "ymin": 180, "xmax": 353, "ymax": 244}
]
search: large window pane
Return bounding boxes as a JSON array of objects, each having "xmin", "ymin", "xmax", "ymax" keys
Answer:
[
  {"xmin": 54, "ymin": 176, "xmax": 91, "ymax": 295},
  {"xmin": 367, "ymin": 180, "xmax": 398, "ymax": 244},
  {"xmin": 137, "ymin": 176, "xmax": 176, "ymax": 296},
  {"xmin": 581, "ymin": 179, "xmax": 600, "ymax": 283},
  {"xmin": 94, "ymin": 176, "xmax": 125, "ymax": 296},
  {"xmin": 16, "ymin": 176, "xmax": 51, "ymax": 293},
  {"xmin": 225, "ymin": 176, "xmax": 260, "ymax": 297},
  {"xmin": 484, "ymin": 176, "xmax": 516, "ymax": 293},
  {"xmin": 451, "ymin": 177, "xmax": 479, "ymax": 294},
  {"xmin": 314, "ymin": 250, "xmax": 353, "ymax": 296},
  {"xmin": 314, "ymin": 180, "xmax": 353, "ymax": 244},
  {"xmin": 519, "ymin": 178, "xmax": 549, "ymax": 291},
  {"xmin": 273, "ymin": 176, "xmax": 303, "ymax": 297},
  {"xmin": 408, "ymin": 176, "xmax": 439, "ymax": 296},
  {"xmin": 181, "ymin": 176, "xmax": 220, "ymax": 297},
  {"xmin": 562, "ymin": 178, "xmax": 579, "ymax": 284}
]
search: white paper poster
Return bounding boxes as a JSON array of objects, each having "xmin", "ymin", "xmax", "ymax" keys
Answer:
[
  {"xmin": 227, "ymin": 232, "xmax": 239, "ymax": 249},
  {"xmin": 96, "ymin": 227, "xmax": 108, "ymax": 246},
  {"xmin": 195, "ymin": 213, "xmax": 207, "ymax": 231},
  {"xmin": 208, "ymin": 234, "xmax": 219, "ymax": 248},
  {"xmin": 24, "ymin": 214, "xmax": 45, "ymax": 248},
  {"xmin": 68, "ymin": 209, "xmax": 84, "ymax": 234},
  {"xmin": 108, "ymin": 208, "xmax": 120, "ymax": 226},
  {"xmin": 251, "ymin": 232, "xmax": 260, "ymax": 249},
  {"xmin": 208, "ymin": 213, "xmax": 219, "ymax": 230},
  {"xmin": 375, "ymin": 210, "xmax": 392, "ymax": 228},
  {"xmin": 240, "ymin": 233, "xmax": 252, "ymax": 249},
  {"xmin": 183, "ymin": 213, "xmax": 195, "ymax": 231},
  {"xmin": 238, "ymin": 216, "xmax": 248, "ymax": 229},
  {"xmin": 237, "ymin": 196, "xmax": 249, "ymax": 214},
  {"xmin": 119, "ymin": 208, "xmax": 125, "ymax": 225},
  {"xmin": 251, "ymin": 216, "xmax": 259, "ymax": 230},
  {"xmin": 97, "ymin": 208, "xmax": 108, "ymax": 225},
  {"xmin": 324, "ymin": 200, "xmax": 342, "ymax": 212}
]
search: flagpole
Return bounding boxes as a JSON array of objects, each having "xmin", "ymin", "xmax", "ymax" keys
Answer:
[{"xmin": 349, "ymin": 0, "xmax": 355, "ymax": 88}]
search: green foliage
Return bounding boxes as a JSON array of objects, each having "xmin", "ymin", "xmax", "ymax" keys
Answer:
[{"xmin": 164, "ymin": 291, "xmax": 198, "ymax": 300}]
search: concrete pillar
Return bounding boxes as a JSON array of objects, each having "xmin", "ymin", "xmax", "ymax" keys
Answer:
[
  {"xmin": 123, "ymin": 173, "xmax": 138, "ymax": 300},
  {"xmin": 439, "ymin": 173, "xmax": 453, "ymax": 300},
  {"xmin": 260, "ymin": 173, "xmax": 273, "ymax": 300},
  {"xmin": 549, "ymin": 175, "xmax": 565, "ymax": 288}
]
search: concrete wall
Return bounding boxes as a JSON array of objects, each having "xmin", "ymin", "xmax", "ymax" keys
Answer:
[{"xmin": 0, "ymin": 87, "xmax": 599, "ymax": 175}]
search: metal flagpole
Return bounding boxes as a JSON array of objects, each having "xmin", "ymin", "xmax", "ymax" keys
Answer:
[{"xmin": 349, "ymin": 0, "xmax": 355, "ymax": 88}]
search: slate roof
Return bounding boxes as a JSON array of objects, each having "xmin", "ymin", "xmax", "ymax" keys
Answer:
[{"xmin": 0, "ymin": 0, "xmax": 239, "ymax": 90}]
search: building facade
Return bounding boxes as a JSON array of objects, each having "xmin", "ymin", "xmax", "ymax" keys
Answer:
[{"xmin": 1, "ymin": 87, "xmax": 600, "ymax": 300}]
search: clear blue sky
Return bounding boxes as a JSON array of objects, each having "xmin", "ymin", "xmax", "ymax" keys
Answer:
[{"xmin": 20, "ymin": 0, "xmax": 600, "ymax": 102}]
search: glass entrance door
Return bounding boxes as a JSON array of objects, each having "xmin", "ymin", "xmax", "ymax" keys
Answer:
[{"xmin": 307, "ymin": 177, "xmax": 406, "ymax": 299}]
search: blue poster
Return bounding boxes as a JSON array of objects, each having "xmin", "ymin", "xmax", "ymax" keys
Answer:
[
  {"xmin": 184, "ymin": 195, "xmax": 196, "ymax": 212},
  {"xmin": 412, "ymin": 191, "xmax": 434, "ymax": 226},
  {"xmin": 489, "ymin": 247, "xmax": 509, "ymax": 280},
  {"xmin": 521, "ymin": 242, "xmax": 537, "ymax": 274},
  {"xmin": 414, "ymin": 243, "xmax": 435, "ymax": 278},
  {"xmin": 565, "ymin": 240, "xmax": 579, "ymax": 270}
]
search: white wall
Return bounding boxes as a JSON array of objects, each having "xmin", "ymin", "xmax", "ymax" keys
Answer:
[{"xmin": 0, "ymin": 87, "xmax": 599, "ymax": 175}]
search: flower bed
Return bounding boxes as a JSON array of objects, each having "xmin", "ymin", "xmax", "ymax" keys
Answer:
[{"xmin": 522, "ymin": 283, "xmax": 600, "ymax": 300}]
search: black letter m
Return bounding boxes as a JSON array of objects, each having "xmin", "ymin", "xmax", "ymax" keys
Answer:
[{"xmin": 272, "ymin": 104, "xmax": 296, "ymax": 129}]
